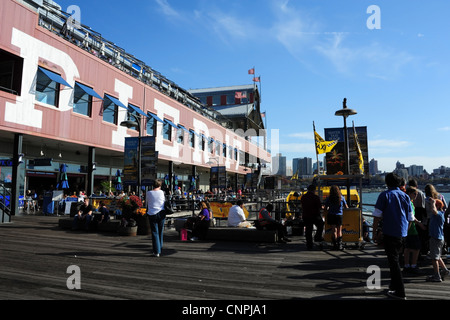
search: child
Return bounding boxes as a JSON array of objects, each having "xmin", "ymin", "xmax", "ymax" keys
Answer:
[
  {"xmin": 426, "ymin": 199, "xmax": 450, "ymax": 282},
  {"xmin": 403, "ymin": 187, "xmax": 425, "ymax": 274}
]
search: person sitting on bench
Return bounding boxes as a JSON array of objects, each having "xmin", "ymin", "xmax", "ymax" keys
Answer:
[
  {"xmin": 228, "ymin": 200, "xmax": 252, "ymax": 228},
  {"xmin": 258, "ymin": 203, "xmax": 291, "ymax": 243}
]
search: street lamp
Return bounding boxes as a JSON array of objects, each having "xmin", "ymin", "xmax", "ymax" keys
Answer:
[
  {"xmin": 120, "ymin": 114, "xmax": 142, "ymax": 198},
  {"xmin": 335, "ymin": 98, "xmax": 357, "ymax": 204}
]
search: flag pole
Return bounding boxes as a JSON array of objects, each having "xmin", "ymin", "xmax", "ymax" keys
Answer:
[{"xmin": 313, "ymin": 121, "xmax": 321, "ymax": 175}]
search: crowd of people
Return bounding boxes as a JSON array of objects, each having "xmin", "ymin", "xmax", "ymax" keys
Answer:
[
  {"xmin": 373, "ymin": 173, "xmax": 450, "ymax": 300},
  {"xmin": 60, "ymin": 172, "xmax": 450, "ymax": 300}
]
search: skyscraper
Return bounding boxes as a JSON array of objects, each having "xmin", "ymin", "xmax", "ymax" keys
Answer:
[{"xmin": 272, "ymin": 153, "xmax": 286, "ymax": 176}]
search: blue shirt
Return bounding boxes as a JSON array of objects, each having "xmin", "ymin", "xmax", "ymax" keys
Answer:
[
  {"xmin": 325, "ymin": 195, "xmax": 347, "ymax": 216},
  {"xmin": 373, "ymin": 187, "xmax": 414, "ymax": 238},
  {"xmin": 429, "ymin": 210, "xmax": 445, "ymax": 240}
]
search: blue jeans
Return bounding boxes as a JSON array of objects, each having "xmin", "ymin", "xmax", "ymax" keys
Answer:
[
  {"xmin": 72, "ymin": 214, "xmax": 92, "ymax": 230},
  {"xmin": 148, "ymin": 213, "xmax": 165, "ymax": 255}
]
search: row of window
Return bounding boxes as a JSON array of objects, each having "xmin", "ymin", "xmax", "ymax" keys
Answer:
[
  {"xmin": 32, "ymin": 66, "xmax": 245, "ymax": 163},
  {"xmin": 196, "ymin": 92, "xmax": 255, "ymax": 107}
]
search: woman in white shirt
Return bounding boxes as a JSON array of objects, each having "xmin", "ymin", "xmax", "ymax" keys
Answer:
[{"xmin": 146, "ymin": 179, "xmax": 166, "ymax": 257}]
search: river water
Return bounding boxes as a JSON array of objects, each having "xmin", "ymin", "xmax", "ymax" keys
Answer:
[{"xmin": 362, "ymin": 192, "xmax": 450, "ymax": 208}]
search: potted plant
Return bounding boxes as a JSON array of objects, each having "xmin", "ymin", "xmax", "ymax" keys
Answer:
[
  {"xmin": 118, "ymin": 195, "xmax": 150, "ymax": 235},
  {"xmin": 118, "ymin": 195, "xmax": 143, "ymax": 236}
]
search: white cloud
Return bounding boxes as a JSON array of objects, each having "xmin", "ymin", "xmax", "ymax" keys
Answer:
[
  {"xmin": 369, "ymin": 139, "xmax": 412, "ymax": 149},
  {"xmin": 279, "ymin": 142, "xmax": 315, "ymax": 154},
  {"xmin": 271, "ymin": 2, "xmax": 415, "ymax": 79},
  {"xmin": 155, "ymin": 0, "xmax": 180, "ymax": 18},
  {"xmin": 287, "ymin": 132, "xmax": 313, "ymax": 139}
]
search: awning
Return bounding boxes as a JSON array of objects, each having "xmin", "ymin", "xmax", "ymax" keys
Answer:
[
  {"xmin": 128, "ymin": 104, "xmax": 149, "ymax": 119},
  {"xmin": 38, "ymin": 67, "xmax": 72, "ymax": 88},
  {"xmin": 75, "ymin": 82, "xmax": 103, "ymax": 100},
  {"xmin": 189, "ymin": 129, "xmax": 200, "ymax": 137},
  {"xmin": 148, "ymin": 112, "xmax": 164, "ymax": 123},
  {"xmin": 105, "ymin": 94, "xmax": 127, "ymax": 109},
  {"xmin": 164, "ymin": 119, "xmax": 178, "ymax": 128},
  {"xmin": 177, "ymin": 124, "xmax": 189, "ymax": 133}
]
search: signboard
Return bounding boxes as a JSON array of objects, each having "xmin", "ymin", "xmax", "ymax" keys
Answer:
[
  {"xmin": 30, "ymin": 158, "xmax": 53, "ymax": 166},
  {"xmin": 123, "ymin": 136, "xmax": 158, "ymax": 186},
  {"xmin": 210, "ymin": 166, "xmax": 226, "ymax": 189},
  {"xmin": 123, "ymin": 137, "xmax": 139, "ymax": 185},
  {"xmin": 324, "ymin": 126, "xmax": 369, "ymax": 176},
  {"xmin": 0, "ymin": 159, "xmax": 13, "ymax": 167},
  {"xmin": 141, "ymin": 136, "xmax": 158, "ymax": 186}
]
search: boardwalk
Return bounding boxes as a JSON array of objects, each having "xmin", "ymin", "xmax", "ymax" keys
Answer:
[{"xmin": 0, "ymin": 215, "xmax": 449, "ymax": 307}]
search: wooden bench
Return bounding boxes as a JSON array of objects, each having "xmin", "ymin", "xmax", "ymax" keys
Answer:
[
  {"xmin": 206, "ymin": 227, "xmax": 277, "ymax": 243},
  {"xmin": 173, "ymin": 218, "xmax": 277, "ymax": 243},
  {"xmin": 58, "ymin": 217, "xmax": 121, "ymax": 233}
]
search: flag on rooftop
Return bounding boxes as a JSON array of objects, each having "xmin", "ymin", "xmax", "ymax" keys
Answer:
[
  {"xmin": 248, "ymin": 68, "xmax": 255, "ymax": 74},
  {"xmin": 253, "ymin": 76, "xmax": 260, "ymax": 82}
]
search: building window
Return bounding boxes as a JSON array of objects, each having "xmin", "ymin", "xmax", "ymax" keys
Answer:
[
  {"xmin": 177, "ymin": 127, "xmax": 184, "ymax": 144},
  {"xmin": 35, "ymin": 68, "xmax": 60, "ymax": 107},
  {"xmin": 239, "ymin": 150, "xmax": 245, "ymax": 166},
  {"xmin": 127, "ymin": 104, "xmax": 140, "ymax": 131},
  {"xmin": 163, "ymin": 120, "xmax": 172, "ymax": 141},
  {"xmin": 222, "ymin": 144, "xmax": 226, "ymax": 157},
  {"xmin": 189, "ymin": 130, "xmax": 195, "ymax": 148},
  {"xmin": 102, "ymin": 95, "xmax": 118, "ymax": 124},
  {"xmin": 0, "ymin": 49, "xmax": 23, "ymax": 96},
  {"xmin": 73, "ymin": 83, "xmax": 93, "ymax": 116},
  {"xmin": 208, "ymin": 139, "xmax": 214, "ymax": 154},
  {"xmin": 199, "ymin": 135, "xmax": 205, "ymax": 151},
  {"xmin": 147, "ymin": 118, "xmax": 156, "ymax": 136},
  {"xmin": 226, "ymin": 94, "xmax": 235, "ymax": 105},
  {"xmin": 215, "ymin": 141, "xmax": 220, "ymax": 156}
]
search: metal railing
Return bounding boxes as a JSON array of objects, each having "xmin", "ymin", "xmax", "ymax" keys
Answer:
[{"xmin": 0, "ymin": 183, "xmax": 12, "ymax": 223}]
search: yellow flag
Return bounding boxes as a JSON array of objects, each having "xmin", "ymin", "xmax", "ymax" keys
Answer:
[
  {"xmin": 314, "ymin": 131, "xmax": 338, "ymax": 154},
  {"xmin": 353, "ymin": 125, "xmax": 364, "ymax": 174},
  {"xmin": 291, "ymin": 170, "xmax": 299, "ymax": 180}
]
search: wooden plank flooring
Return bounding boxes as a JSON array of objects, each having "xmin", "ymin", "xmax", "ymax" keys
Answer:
[{"xmin": 1, "ymin": 215, "xmax": 449, "ymax": 305}]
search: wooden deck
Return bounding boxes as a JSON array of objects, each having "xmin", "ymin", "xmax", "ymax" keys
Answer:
[{"xmin": 1, "ymin": 214, "xmax": 449, "ymax": 306}]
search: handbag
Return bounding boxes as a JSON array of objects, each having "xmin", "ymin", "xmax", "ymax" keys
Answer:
[{"xmin": 164, "ymin": 200, "xmax": 174, "ymax": 215}]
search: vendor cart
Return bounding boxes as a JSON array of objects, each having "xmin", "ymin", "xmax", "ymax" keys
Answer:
[{"xmin": 315, "ymin": 174, "xmax": 366, "ymax": 249}]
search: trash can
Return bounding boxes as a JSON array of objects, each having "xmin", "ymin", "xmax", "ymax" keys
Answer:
[{"xmin": 42, "ymin": 192, "xmax": 54, "ymax": 215}]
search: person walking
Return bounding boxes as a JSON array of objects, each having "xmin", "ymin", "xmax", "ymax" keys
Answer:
[
  {"xmin": 146, "ymin": 179, "xmax": 166, "ymax": 257},
  {"xmin": 300, "ymin": 185, "xmax": 324, "ymax": 250},
  {"xmin": 403, "ymin": 187, "xmax": 425, "ymax": 275},
  {"xmin": 324, "ymin": 185, "xmax": 348, "ymax": 250},
  {"xmin": 426, "ymin": 199, "xmax": 450, "ymax": 282},
  {"xmin": 372, "ymin": 172, "xmax": 414, "ymax": 300}
]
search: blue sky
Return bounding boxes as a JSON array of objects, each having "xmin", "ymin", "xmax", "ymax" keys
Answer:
[{"xmin": 56, "ymin": 0, "xmax": 450, "ymax": 173}]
